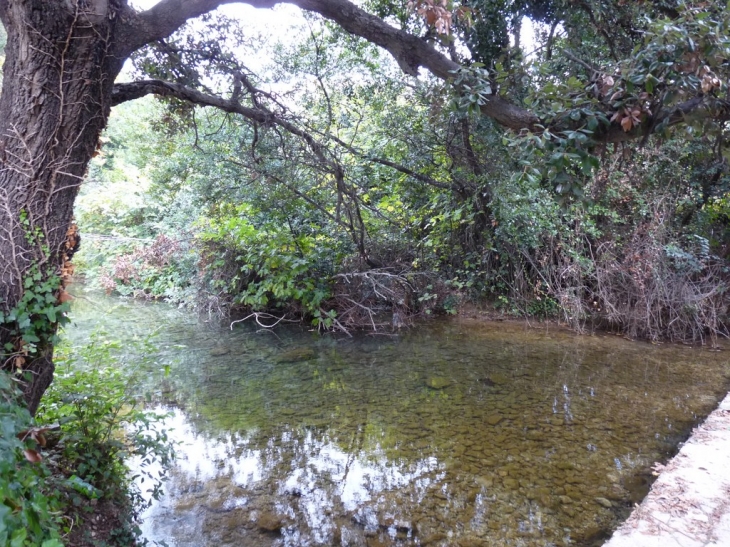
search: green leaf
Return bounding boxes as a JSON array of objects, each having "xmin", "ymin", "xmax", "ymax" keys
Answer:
[{"xmin": 11, "ymin": 527, "xmax": 27, "ymax": 547}]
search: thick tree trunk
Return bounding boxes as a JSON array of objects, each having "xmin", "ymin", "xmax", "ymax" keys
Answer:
[{"xmin": 0, "ymin": 0, "xmax": 124, "ymax": 414}]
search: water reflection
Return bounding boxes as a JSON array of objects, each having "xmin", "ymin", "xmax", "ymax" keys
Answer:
[{"xmin": 63, "ymin": 291, "xmax": 730, "ymax": 546}]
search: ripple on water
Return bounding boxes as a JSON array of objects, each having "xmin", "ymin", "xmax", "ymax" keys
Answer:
[{"xmin": 64, "ymin": 293, "xmax": 730, "ymax": 547}]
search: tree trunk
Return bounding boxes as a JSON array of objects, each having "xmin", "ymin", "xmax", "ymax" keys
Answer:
[{"xmin": 0, "ymin": 0, "xmax": 124, "ymax": 414}]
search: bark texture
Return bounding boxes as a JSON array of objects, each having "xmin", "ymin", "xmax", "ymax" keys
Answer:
[{"xmin": 0, "ymin": 0, "xmax": 126, "ymax": 414}]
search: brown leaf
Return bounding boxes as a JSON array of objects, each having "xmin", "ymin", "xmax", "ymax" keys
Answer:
[
  {"xmin": 23, "ymin": 449, "xmax": 42, "ymax": 463},
  {"xmin": 32, "ymin": 432, "xmax": 47, "ymax": 447},
  {"xmin": 600, "ymin": 75, "xmax": 614, "ymax": 95},
  {"xmin": 621, "ymin": 115, "xmax": 634, "ymax": 132},
  {"xmin": 58, "ymin": 290, "xmax": 73, "ymax": 303}
]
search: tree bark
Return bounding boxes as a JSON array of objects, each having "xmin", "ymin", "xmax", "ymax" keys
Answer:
[{"xmin": 0, "ymin": 0, "xmax": 126, "ymax": 414}]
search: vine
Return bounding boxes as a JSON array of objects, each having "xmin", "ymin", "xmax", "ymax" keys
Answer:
[{"xmin": 0, "ymin": 210, "xmax": 75, "ymax": 373}]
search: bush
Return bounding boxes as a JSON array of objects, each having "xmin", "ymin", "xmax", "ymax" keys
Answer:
[
  {"xmin": 98, "ymin": 234, "xmax": 197, "ymax": 304},
  {"xmin": 0, "ymin": 372, "xmax": 64, "ymax": 547},
  {"xmin": 198, "ymin": 204, "xmax": 342, "ymax": 322},
  {"xmin": 35, "ymin": 334, "xmax": 175, "ymax": 545}
]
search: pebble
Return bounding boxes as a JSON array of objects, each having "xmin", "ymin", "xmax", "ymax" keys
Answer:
[{"xmin": 594, "ymin": 497, "xmax": 613, "ymax": 508}]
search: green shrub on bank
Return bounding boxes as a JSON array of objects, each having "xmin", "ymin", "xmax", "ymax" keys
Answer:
[
  {"xmin": 199, "ymin": 203, "xmax": 343, "ymax": 320},
  {"xmin": 0, "ymin": 372, "xmax": 63, "ymax": 547},
  {"xmin": 38, "ymin": 336, "xmax": 175, "ymax": 525},
  {"xmin": 0, "ymin": 334, "xmax": 175, "ymax": 547}
]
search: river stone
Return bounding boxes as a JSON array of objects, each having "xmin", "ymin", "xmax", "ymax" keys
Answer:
[
  {"xmin": 594, "ymin": 497, "xmax": 613, "ymax": 508},
  {"xmin": 485, "ymin": 414, "xmax": 503, "ymax": 426},
  {"xmin": 458, "ymin": 537, "xmax": 484, "ymax": 547},
  {"xmin": 559, "ymin": 495, "xmax": 573, "ymax": 504},
  {"xmin": 503, "ymin": 477, "xmax": 519, "ymax": 490},
  {"xmin": 426, "ymin": 377, "xmax": 452, "ymax": 389},
  {"xmin": 476, "ymin": 476, "xmax": 493, "ymax": 489},
  {"xmin": 419, "ymin": 533, "xmax": 447, "ymax": 545},
  {"xmin": 209, "ymin": 345, "xmax": 230, "ymax": 356},
  {"xmin": 275, "ymin": 347, "xmax": 316, "ymax": 363},
  {"xmin": 257, "ymin": 512, "xmax": 285, "ymax": 533},
  {"xmin": 489, "ymin": 372, "xmax": 510, "ymax": 385}
]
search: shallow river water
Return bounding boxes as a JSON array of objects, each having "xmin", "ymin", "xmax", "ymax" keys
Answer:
[{"xmin": 64, "ymin": 291, "xmax": 730, "ymax": 547}]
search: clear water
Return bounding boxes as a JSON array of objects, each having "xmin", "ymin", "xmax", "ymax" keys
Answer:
[{"xmin": 63, "ymin": 290, "xmax": 730, "ymax": 547}]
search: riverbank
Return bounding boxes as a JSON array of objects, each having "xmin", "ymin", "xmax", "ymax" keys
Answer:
[{"xmin": 603, "ymin": 391, "xmax": 730, "ymax": 547}]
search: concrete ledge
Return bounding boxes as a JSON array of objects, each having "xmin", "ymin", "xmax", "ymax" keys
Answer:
[{"xmin": 603, "ymin": 393, "xmax": 730, "ymax": 547}]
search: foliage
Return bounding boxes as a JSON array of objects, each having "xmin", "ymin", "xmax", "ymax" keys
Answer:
[
  {"xmin": 33, "ymin": 334, "xmax": 175, "ymax": 544},
  {"xmin": 199, "ymin": 204, "xmax": 342, "ymax": 322},
  {"xmin": 98, "ymin": 234, "xmax": 196, "ymax": 303},
  {"xmin": 71, "ymin": 1, "xmax": 730, "ymax": 341},
  {"xmin": 1, "ymin": 332, "xmax": 176, "ymax": 547},
  {"xmin": 38, "ymin": 335, "xmax": 174, "ymax": 510},
  {"xmin": 0, "ymin": 372, "xmax": 63, "ymax": 547}
]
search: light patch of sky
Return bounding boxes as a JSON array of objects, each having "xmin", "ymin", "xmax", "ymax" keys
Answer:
[
  {"xmin": 122, "ymin": 0, "xmax": 308, "ymax": 79},
  {"xmin": 519, "ymin": 16, "xmax": 563, "ymax": 60}
]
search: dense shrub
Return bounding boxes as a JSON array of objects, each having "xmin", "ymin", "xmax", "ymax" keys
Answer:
[
  {"xmin": 0, "ymin": 372, "xmax": 63, "ymax": 547},
  {"xmin": 0, "ymin": 335, "xmax": 175, "ymax": 547}
]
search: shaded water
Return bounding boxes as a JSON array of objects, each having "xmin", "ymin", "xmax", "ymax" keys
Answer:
[{"xmin": 64, "ymin": 291, "xmax": 730, "ymax": 547}]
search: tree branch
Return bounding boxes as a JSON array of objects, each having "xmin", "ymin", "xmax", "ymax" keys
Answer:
[
  {"xmin": 113, "ymin": 0, "xmax": 730, "ymax": 145},
  {"xmin": 112, "ymin": 79, "xmax": 453, "ymax": 187},
  {"xmin": 603, "ymin": 95, "xmax": 730, "ymax": 143},
  {"xmin": 116, "ymin": 0, "xmax": 268, "ymax": 56},
  {"xmin": 115, "ymin": 0, "xmax": 541, "ymax": 132}
]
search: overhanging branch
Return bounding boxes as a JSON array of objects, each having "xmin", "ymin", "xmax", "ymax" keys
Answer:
[
  {"xmin": 114, "ymin": 0, "xmax": 730, "ymax": 145},
  {"xmin": 112, "ymin": 79, "xmax": 454, "ymax": 189}
]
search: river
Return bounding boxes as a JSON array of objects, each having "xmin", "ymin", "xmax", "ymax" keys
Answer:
[{"xmin": 63, "ymin": 290, "xmax": 730, "ymax": 546}]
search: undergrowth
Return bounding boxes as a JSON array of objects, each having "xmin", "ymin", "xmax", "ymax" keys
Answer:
[{"xmin": 1, "ymin": 334, "xmax": 174, "ymax": 547}]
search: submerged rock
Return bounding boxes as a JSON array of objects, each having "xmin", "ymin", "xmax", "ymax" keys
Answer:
[
  {"xmin": 594, "ymin": 496, "xmax": 613, "ymax": 508},
  {"xmin": 489, "ymin": 373, "xmax": 510, "ymax": 385},
  {"xmin": 426, "ymin": 377, "xmax": 452, "ymax": 390},
  {"xmin": 257, "ymin": 511, "xmax": 285, "ymax": 533},
  {"xmin": 275, "ymin": 347, "xmax": 316, "ymax": 363},
  {"xmin": 209, "ymin": 345, "xmax": 230, "ymax": 356}
]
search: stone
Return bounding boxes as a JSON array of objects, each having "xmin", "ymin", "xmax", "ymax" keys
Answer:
[
  {"xmin": 275, "ymin": 347, "xmax": 316, "ymax": 363},
  {"xmin": 458, "ymin": 537, "xmax": 484, "ymax": 547},
  {"xmin": 420, "ymin": 533, "xmax": 447, "ymax": 545},
  {"xmin": 559, "ymin": 495, "xmax": 573, "ymax": 504},
  {"xmin": 257, "ymin": 512, "xmax": 285, "ymax": 533},
  {"xmin": 476, "ymin": 476, "xmax": 493, "ymax": 489},
  {"xmin": 594, "ymin": 497, "xmax": 613, "ymax": 508},
  {"xmin": 485, "ymin": 414, "xmax": 503, "ymax": 426},
  {"xmin": 489, "ymin": 373, "xmax": 510, "ymax": 385},
  {"xmin": 426, "ymin": 377, "xmax": 452, "ymax": 389},
  {"xmin": 209, "ymin": 345, "xmax": 230, "ymax": 356}
]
